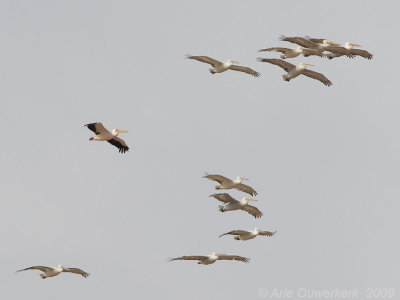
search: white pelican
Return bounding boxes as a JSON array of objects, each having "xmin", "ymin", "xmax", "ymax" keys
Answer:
[
  {"xmin": 85, "ymin": 122, "xmax": 129, "ymax": 153},
  {"xmin": 16, "ymin": 265, "xmax": 89, "ymax": 279},
  {"xmin": 280, "ymin": 35, "xmax": 339, "ymax": 50},
  {"xmin": 219, "ymin": 228, "xmax": 276, "ymax": 240},
  {"xmin": 203, "ymin": 173, "xmax": 257, "ymax": 196},
  {"xmin": 258, "ymin": 46, "xmax": 325, "ymax": 59},
  {"xmin": 325, "ymin": 43, "xmax": 373, "ymax": 60},
  {"xmin": 257, "ymin": 58, "xmax": 332, "ymax": 86},
  {"xmin": 210, "ymin": 193, "xmax": 263, "ymax": 219},
  {"xmin": 169, "ymin": 252, "xmax": 250, "ymax": 265},
  {"xmin": 186, "ymin": 55, "xmax": 260, "ymax": 77}
]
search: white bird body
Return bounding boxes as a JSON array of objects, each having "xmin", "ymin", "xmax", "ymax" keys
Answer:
[
  {"xmin": 16, "ymin": 265, "xmax": 89, "ymax": 279},
  {"xmin": 219, "ymin": 228, "xmax": 277, "ymax": 241}
]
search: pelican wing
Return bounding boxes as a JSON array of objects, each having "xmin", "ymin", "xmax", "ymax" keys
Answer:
[
  {"xmin": 349, "ymin": 49, "xmax": 373, "ymax": 59},
  {"xmin": 169, "ymin": 256, "xmax": 208, "ymax": 262},
  {"xmin": 203, "ymin": 173, "xmax": 230, "ymax": 184},
  {"xmin": 84, "ymin": 122, "xmax": 108, "ymax": 135},
  {"xmin": 305, "ymin": 36, "xmax": 340, "ymax": 46},
  {"xmin": 16, "ymin": 266, "xmax": 52, "ymax": 273},
  {"xmin": 242, "ymin": 204, "xmax": 263, "ymax": 218},
  {"xmin": 63, "ymin": 267, "xmax": 90, "ymax": 278},
  {"xmin": 279, "ymin": 36, "xmax": 317, "ymax": 49},
  {"xmin": 217, "ymin": 255, "xmax": 250, "ymax": 263},
  {"xmin": 301, "ymin": 48, "xmax": 325, "ymax": 57},
  {"xmin": 235, "ymin": 183, "xmax": 258, "ymax": 196},
  {"xmin": 186, "ymin": 55, "xmax": 222, "ymax": 67},
  {"xmin": 210, "ymin": 193, "xmax": 237, "ymax": 203},
  {"xmin": 325, "ymin": 46, "xmax": 355, "ymax": 58},
  {"xmin": 257, "ymin": 58, "xmax": 295, "ymax": 72},
  {"xmin": 258, "ymin": 47, "xmax": 292, "ymax": 53},
  {"xmin": 301, "ymin": 69, "xmax": 332, "ymax": 86},
  {"xmin": 219, "ymin": 230, "xmax": 250, "ymax": 238},
  {"xmin": 229, "ymin": 65, "xmax": 260, "ymax": 77},
  {"xmin": 107, "ymin": 136, "xmax": 129, "ymax": 153},
  {"xmin": 258, "ymin": 230, "xmax": 277, "ymax": 236}
]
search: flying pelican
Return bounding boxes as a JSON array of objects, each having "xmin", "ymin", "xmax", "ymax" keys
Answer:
[
  {"xmin": 85, "ymin": 122, "xmax": 129, "ymax": 153},
  {"xmin": 210, "ymin": 193, "xmax": 263, "ymax": 219},
  {"xmin": 219, "ymin": 228, "xmax": 277, "ymax": 241},
  {"xmin": 257, "ymin": 58, "xmax": 332, "ymax": 86},
  {"xmin": 169, "ymin": 252, "xmax": 250, "ymax": 265},
  {"xmin": 325, "ymin": 43, "xmax": 373, "ymax": 60},
  {"xmin": 203, "ymin": 173, "xmax": 257, "ymax": 196},
  {"xmin": 280, "ymin": 35, "xmax": 339, "ymax": 51},
  {"xmin": 186, "ymin": 55, "xmax": 260, "ymax": 77},
  {"xmin": 258, "ymin": 46, "xmax": 325, "ymax": 59},
  {"xmin": 16, "ymin": 265, "xmax": 89, "ymax": 279}
]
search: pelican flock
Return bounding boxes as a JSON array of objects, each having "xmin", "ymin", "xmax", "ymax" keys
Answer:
[
  {"xmin": 85, "ymin": 122, "xmax": 129, "ymax": 153},
  {"xmin": 16, "ymin": 265, "xmax": 89, "ymax": 279}
]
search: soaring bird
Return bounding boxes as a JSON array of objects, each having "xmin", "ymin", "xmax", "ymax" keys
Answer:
[
  {"xmin": 85, "ymin": 122, "xmax": 129, "ymax": 153},
  {"xmin": 169, "ymin": 252, "xmax": 250, "ymax": 265},
  {"xmin": 219, "ymin": 228, "xmax": 277, "ymax": 241},
  {"xmin": 210, "ymin": 193, "xmax": 263, "ymax": 219},
  {"xmin": 257, "ymin": 58, "xmax": 332, "ymax": 86},
  {"xmin": 16, "ymin": 265, "xmax": 89, "ymax": 279},
  {"xmin": 325, "ymin": 42, "xmax": 373, "ymax": 60},
  {"xmin": 203, "ymin": 173, "xmax": 257, "ymax": 196},
  {"xmin": 280, "ymin": 35, "xmax": 339, "ymax": 50},
  {"xmin": 258, "ymin": 46, "xmax": 325, "ymax": 59},
  {"xmin": 186, "ymin": 55, "xmax": 260, "ymax": 77}
]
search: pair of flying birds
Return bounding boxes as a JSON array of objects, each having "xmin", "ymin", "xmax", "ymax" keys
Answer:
[
  {"xmin": 169, "ymin": 174, "xmax": 276, "ymax": 265},
  {"xmin": 187, "ymin": 35, "xmax": 373, "ymax": 86}
]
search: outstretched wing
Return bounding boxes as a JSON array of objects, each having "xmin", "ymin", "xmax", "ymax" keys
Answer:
[
  {"xmin": 258, "ymin": 47, "xmax": 292, "ymax": 53},
  {"xmin": 325, "ymin": 46, "xmax": 355, "ymax": 58},
  {"xmin": 242, "ymin": 204, "xmax": 263, "ymax": 219},
  {"xmin": 279, "ymin": 36, "xmax": 317, "ymax": 49},
  {"xmin": 350, "ymin": 49, "xmax": 373, "ymax": 59},
  {"xmin": 219, "ymin": 230, "xmax": 250, "ymax": 238},
  {"xmin": 229, "ymin": 65, "xmax": 260, "ymax": 77},
  {"xmin": 107, "ymin": 136, "xmax": 129, "ymax": 153},
  {"xmin": 257, "ymin": 58, "xmax": 295, "ymax": 72},
  {"xmin": 301, "ymin": 69, "xmax": 333, "ymax": 87},
  {"xmin": 217, "ymin": 255, "xmax": 250, "ymax": 263},
  {"xmin": 258, "ymin": 230, "xmax": 277, "ymax": 236},
  {"xmin": 168, "ymin": 256, "xmax": 208, "ymax": 262},
  {"xmin": 210, "ymin": 193, "xmax": 237, "ymax": 203},
  {"xmin": 235, "ymin": 183, "xmax": 258, "ymax": 196},
  {"xmin": 203, "ymin": 173, "xmax": 230, "ymax": 184},
  {"xmin": 186, "ymin": 55, "xmax": 222, "ymax": 67},
  {"xmin": 62, "ymin": 267, "xmax": 90, "ymax": 278},
  {"xmin": 84, "ymin": 122, "xmax": 108, "ymax": 135},
  {"xmin": 16, "ymin": 266, "xmax": 52, "ymax": 273}
]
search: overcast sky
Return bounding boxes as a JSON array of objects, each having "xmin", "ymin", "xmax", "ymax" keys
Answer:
[{"xmin": 1, "ymin": 1, "xmax": 399, "ymax": 299}]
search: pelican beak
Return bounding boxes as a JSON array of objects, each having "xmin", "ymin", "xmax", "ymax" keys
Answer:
[
  {"xmin": 241, "ymin": 177, "xmax": 249, "ymax": 181},
  {"xmin": 215, "ymin": 253, "xmax": 226, "ymax": 256},
  {"xmin": 232, "ymin": 61, "xmax": 240, "ymax": 65},
  {"xmin": 305, "ymin": 64, "xmax": 314, "ymax": 67},
  {"xmin": 117, "ymin": 130, "xmax": 128, "ymax": 133},
  {"xmin": 350, "ymin": 43, "xmax": 361, "ymax": 47},
  {"xmin": 246, "ymin": 198, "xmax": 258, "ymax": 202}
]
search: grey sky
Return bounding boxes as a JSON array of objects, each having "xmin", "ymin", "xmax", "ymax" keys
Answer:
[{"xmin": 1, "ymin": 0, "xmax": 399, "ymax": 299}]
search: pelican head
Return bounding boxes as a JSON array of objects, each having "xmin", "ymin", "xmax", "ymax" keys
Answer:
[
  {"xmin": 299, "ymin": 63, "xmax": 314, "ymax": 69},
  {"xmin": 236, "ymin": 176, "xmax": 249, "ymax": 182},
  {"xmin": 57, "ymin": 265, "xmax": 64, "ymax": 271},
  {"xmin": 209, "ymin": 68, "xmax": 216, "ymax": 74},
  {"xmin": 227, "ymin": 59, "xmax": 239, "ymax": 65},
  {"xmin": 345, "ymin": 42, "xmax": 361, "ymax": 49},
  {"xmin": 112, "ymin": 129, "xmax": 128, "ymax": 136},
  {"xmin": 242, "ymin": 197, "xmax": 258, "ymax": 204}
]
